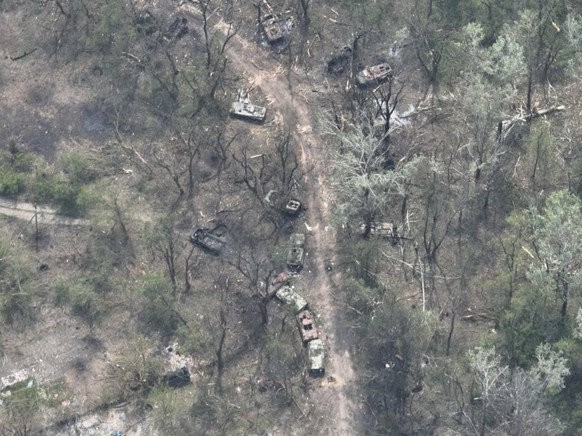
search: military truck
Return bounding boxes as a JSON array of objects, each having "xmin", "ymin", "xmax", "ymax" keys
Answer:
[
  {"xmin": 287, "ymin": 233, "xmax": 306, "ymax": 272},
  {"xmin": 356, "ymin": 63, "xmax": 392, "ymax": 87},
  {"xmin": 296, "ymin": 310, "xmax": 319, "ymax": 344},
  {"xmin": 308, "ymin": 339, "xmax": 325, "ymax": 376},
  {"xmin": 230, "ymin": 88, "xmax": 267, "ymax": 122},
  {"xmin": 190, "ymin": 228, "xmax": 226, "ymax": 254},
  {"xmin": 275, "ymin": 285, "xmax": 308, "ymax": 314}
]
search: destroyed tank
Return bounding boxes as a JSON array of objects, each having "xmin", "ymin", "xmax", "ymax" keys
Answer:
[
  {"xmin": 356, "ymin": 63, "xmax": 392, "ymax": 87},
  {"xmin": 190, "ymin": 228, "xmax": 226, "ymax": 254},
  {"xmin": 287, "ymin": 233, "xmax": 306, "ymax": 271}
]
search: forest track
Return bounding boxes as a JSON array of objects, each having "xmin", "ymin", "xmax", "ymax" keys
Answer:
[
  {"xmin": 0, "ymin": 198, "xmax": 89, "ymax": 227},
  {"xmin": 181, "ymin": 4, "xmax": 358, "ymax": 434}
]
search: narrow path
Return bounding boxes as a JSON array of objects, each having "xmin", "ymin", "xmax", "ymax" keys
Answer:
[
  {"xmin": 0, "ymin": 198, "xmax": 89, "ymax": 226},
  {"xmin": 181, "ymin": 5, "xmax": 358, "ymax": 434}
]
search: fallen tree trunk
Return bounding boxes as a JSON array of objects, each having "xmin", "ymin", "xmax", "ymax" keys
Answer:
[{"xmin": 500, "ymin": 105, "xmax": 565, "ymax": 143}]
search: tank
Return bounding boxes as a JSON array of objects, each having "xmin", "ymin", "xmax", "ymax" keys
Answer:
[
  {"xmin": 287, "ymin": 233, "xmax": 306, "ymax": 271},
  {"xmin": 308, "ymin": 339, "xmax": 325, "ymax": 376},
  {"xmin": 275, "ymin": 285, "xmax": 308, "ymax": 314},
  {"xmin": 190, "ymin": 228, "xmax": 226, "ymax": 254},
  {"xmin": 356, "ymin": 63, "xmax": 392, "ymax": 87},
  {"xmin": 296, "ymin": 310, "xmax": 319, "ymax": 344}
]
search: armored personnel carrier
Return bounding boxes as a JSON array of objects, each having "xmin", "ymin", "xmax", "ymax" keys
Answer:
[
  {"xmin": 275, "ymin": 285, "xmax": 308, "ymax": 314},
  {"xmin": 261, "ymin": 14, "xmax": 287, "ymax": 43},
  {"xmin": 356, "ymin": 63, "xmax": 392, "ymax": 87},
  {"xmin": 264, "ymin": 189, "xmax": 302, "ymax": 216},
  {"xmin": 360, "ymin": 222, "xmax": 397, "ymax": 238},
  {"xmin": 287, "ymin": 233, "xmax": 306, "ymax": 272},
  {"xmin": 296, "ymin": 310, "xmax": 319, "ymax": 344},
  {"xmin": 230, "ymin": 88, "xmax": 267, "ymax": 122},
  {"xmin": 190, "ymin": 228, "xmax": 226, "ymax": 254},
  {"xmin": 308, "ymin": 339, "xmax": 325, "ymax": 376}
]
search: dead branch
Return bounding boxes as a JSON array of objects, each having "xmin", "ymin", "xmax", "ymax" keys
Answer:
[{"xmin": 10, "ymin": 48, "xmax": 38, "ymax": 61}]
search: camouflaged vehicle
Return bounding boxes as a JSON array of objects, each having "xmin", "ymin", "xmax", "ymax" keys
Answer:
[
  {"xmin": 308, "ymin": 339, "xmax": 325, "ymax": 376},
  {"xmin": 190, "ymin": 228, "xmax": 226, "ymax": 254},
  {"xmin": 230, "ymin": 88, "xmax": 266, "ymax": 122},
  {"xmin": 287, "ymin": 233, "xmax": 306, "ymax": 271},
  {"xmin": 275, "ymin": 285, "xmax": 308, "ymax": 314},
  {"xmin": 356, "ymin": 63, "xmax": 392, "ymax": 87},
  {"xmin": 296, "ymin": 310, "xmax": 319, "ymax": 344}
]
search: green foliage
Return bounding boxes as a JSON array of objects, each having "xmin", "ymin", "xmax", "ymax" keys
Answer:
[
  {"xmin": 138, "ymin": 273, "xmax": 180, "ymax": 336},
  {"xmin": 0, "ymin": 242, "xmax": 33, "ymax": 325},
  {"xmin": 0, "ymin": 150, "xmax": 34, "ymax": 197},
  {"xmin": 52, "ymin": 276, "xmax": 105, "ymax": 326}
]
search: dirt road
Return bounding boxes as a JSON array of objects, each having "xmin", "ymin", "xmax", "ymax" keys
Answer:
[
  {"xmin": 181, "ymin": 5, "xmax": 358, "ymax": 434},
  {"xmin": 0, "ymin": 198, "xmax": 89, "ymax": 227}
]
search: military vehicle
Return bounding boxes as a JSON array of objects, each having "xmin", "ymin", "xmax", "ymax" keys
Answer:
[
  {"xmin": 163, "ymin": 17, "xmax": 188, "ymax": 42},
  {"xmin": 308, "ymin": 339, "xmax": 325, "ymax": 376},
  {"xmin": 163, "ymin": 367, "xmax": 191, "ymax": 388},
  {"xmin": 360, "ymin": 222, "xmax": 397, "ymax": 238},
  {"xmin": 230, "ymin": 88, "xmax": 267, "ymax": 122},
  {"xmin": 267, "ymin": 271, "xmax": 289, "ymax": 297},
  {"xmin": 261, "ymin": 14, "xmax": 287, "ymax": 43},
  {"xmin": 136, "ymin": 10, "xmax": 157, "ymax": 35},
  {"xmin": 356, "ymin": 63, "xmax": 392, "ymax": 87},
  {"xmin": 275, "ymin": 285, "xmax": 308, "ymax": 314},
  {"xmin": 287, "ymin": 233, "xmax": 306, "ymax": 271},
  {"xmin": 327, "ymin": 45, "xmax": 352, "ymax": 76},
  {"xmin": 190, "ymin": 228, "xmax": 226, "ymax": 254},
  {"xmin": 264, "ymin": 189, "xmax": 302, "ymax": 216},
  {"xmin": 296, "ymin": 310, "xmax": 319, "ymax": 344}
]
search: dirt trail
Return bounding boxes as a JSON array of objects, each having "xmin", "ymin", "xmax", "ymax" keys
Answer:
[
  {"xmin": 181, "ymin": 5, "xmax": 358, "ymax": 434},
  {"xmin": 0, "ymin": 198, "xmax": 89, "ymax": 227}
]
